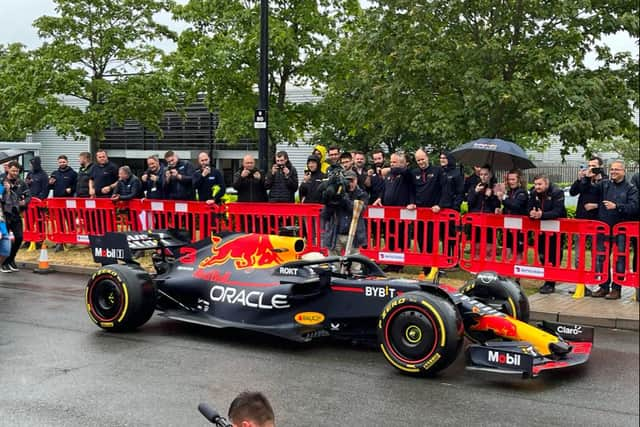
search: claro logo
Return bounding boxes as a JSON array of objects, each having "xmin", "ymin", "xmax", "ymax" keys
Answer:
[
  {"xmin": 557, "ymin": 325, "xmax": 582, "ymax": 335},
  {"xmin": 294, "ymin": 312, "xmax": 325, "ymax": 326},
  {"xmin": 488, "ymin": 351, "xmax": 521, "ymax": 366},
  {"xmin": 210, "ymin": 285, "xmax": 289, "ymax": 309}
]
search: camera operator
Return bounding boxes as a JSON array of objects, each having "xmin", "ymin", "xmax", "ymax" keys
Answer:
[
  {"xmin": 321, "ymin": 169, "xmax": 369, "ymax": 258},
  {"xmin": 265, "ymin": 151, "xmax": 298, "ymax": 203},
  {"xmin": 233, "ymin": 154, "xmax": 268, "ymax": 202},
  {"xmin": 1, "ymin": 161, "xmax": 30, "ymax": 273},
  {"xmin": 193, "ymin": 151, "xmax": 226, "ymax": 205},
  {"xmin": 141, "ymin": 155, "xmax": 165, "ymax": 199},
  {"xmin": 163, "ymin": 150, "xmax": 195, "ymax": 200},
  {"xmin": 228, "ymin": 391, "xmax": 275, "ymax": 427}
]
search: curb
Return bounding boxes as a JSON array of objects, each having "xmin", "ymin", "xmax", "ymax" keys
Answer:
[{"xmin": 16, "ymin": 261, "xmax": 96, "ymax": 276}]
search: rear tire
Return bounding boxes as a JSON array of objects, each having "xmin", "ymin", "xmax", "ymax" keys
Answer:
[
  {"xmin": 86, "ymin": 264, "xmax": 156, "ymax": 331},
  {"xmin": 377, "ymin": 292, "xmax": 463, "ymax": 376}
]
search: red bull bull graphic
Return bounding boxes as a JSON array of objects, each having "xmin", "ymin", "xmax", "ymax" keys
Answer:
[{"xmin": 199, "ymin": 234, "xmax": 305, "ymax": 270}]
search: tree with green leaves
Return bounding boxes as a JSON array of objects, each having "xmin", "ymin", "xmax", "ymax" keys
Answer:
[
  {"xmin": 33, "ymin": 0, "xmax": 178, "ymax": 153},
  {"xmin": 170, "ymin": 0, "xmax": 359, "ymax": 152},
  {"xmin": 0, "ymin": 43, "xmax": 59, "ymax": 141},
  {"xmin": 315, "ymin": 0, "xmax": 639, "ymax": 158}
]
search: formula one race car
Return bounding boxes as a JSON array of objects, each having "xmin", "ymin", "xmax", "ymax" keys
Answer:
[{"xmin": 85, "ymin": 230, "xmax": 594, "ymax": 378}]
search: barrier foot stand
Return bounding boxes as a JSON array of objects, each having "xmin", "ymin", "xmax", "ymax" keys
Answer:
[
  {"xmin": 28, "ymin": 241, "xmax": 36, "ymax": 252},
  {"xmin": 33, "ymin": 243, "xmax": 54, "ymax": 274},
  {"xmin": 425, "ymin": 267, "xmax": 439, "ymax": 283},
  {"xmin": 573, "ymin": 283, "xmax": 585, "ymax": 299}
]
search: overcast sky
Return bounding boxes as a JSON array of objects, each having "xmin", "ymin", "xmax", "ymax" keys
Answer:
[{"xmin": 1, "ymin": 0, "xmax": 637, "ymax": 66}]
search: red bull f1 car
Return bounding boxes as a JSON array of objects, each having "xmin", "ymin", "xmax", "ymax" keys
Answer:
[{"xmin": 85, "ymin": 230, "xmax": 593, "ymax": 378}]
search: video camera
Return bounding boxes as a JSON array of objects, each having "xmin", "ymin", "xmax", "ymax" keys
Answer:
[{"xmin": 321, "ymin": 165, "xmax": 349, "ymax": 206}]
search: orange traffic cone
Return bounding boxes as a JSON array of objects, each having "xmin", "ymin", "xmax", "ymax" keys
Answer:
[{"xmin": 33, "ymin": 242, "xmax": 54, "ymax": 274}]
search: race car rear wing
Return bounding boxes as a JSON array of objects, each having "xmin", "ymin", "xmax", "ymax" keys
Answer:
[{"xmin": 89, "ymin": 230, "xmax": 191, "ymax": 265}]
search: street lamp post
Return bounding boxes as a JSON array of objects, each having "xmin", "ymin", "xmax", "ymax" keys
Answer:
[{"xmin": 257, "ymin": 0, "xmax": 269, "ymax": 173}]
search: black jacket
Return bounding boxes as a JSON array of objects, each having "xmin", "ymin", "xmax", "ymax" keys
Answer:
[
  {"xmin": 468, "ymin": 186, "xmax": 501, "ymax": 213},
  {"xmin": 299, "ymin": 169, "xmax": 326, "ymax": 203},
  {"xmin": 26, "ymin": 157, "xmax": 49, "ymax": 199},
  {"xmin": 570, "ymin": 176, "xmax": 606, "ymax": 220},
  {"xmin": 439, "ymin": 153, "xmax": 464, "ymax": 211},
  {"xmin": 76, "ymin": 163, "xmax": 94, "ymax": 198},
  {"xmin": 380, "ymin": 167, "xmax": 414, "ymax": 206},
  {"xmin": 193, "ymin": 167, "xmax": 226, "ymax": 203},
  {"xmin": 233, "ymin": 169, "xmax": 268, "ymax": 202},
  {"xmin": 2, "ymin": 176, "xmax": 31, "ymax": 218},
  {"xmin": 527, "ymin": 183, "xmax": 566, "ymax": 220},
  {"xmin": 50, "ymin": 166, "xmax": 78, "ymax": 197},
  {"xmin": 502, "ymin": 187, "xmax": 529, "ymax": 215},
  {"xmin": 114, "ymin": 175, "xmax": 142, "ymax": 201},
  {"xmin": 411, "ymin": 165, "xmax": 444, "ymax": 207},
  {"xmin": 586, "ymin": 177, "xmax": 639, "ymax": 226},
  {"xmin": 265, "ymin": 162, "xmax": 298, "ymax": 203},
  {"xmin": 164, "ymin": 160, "xmax": 195, "ymax": 200},
  {"xmin": 141, "ymin": 166, "xmax": 165, "ymax": 199}
]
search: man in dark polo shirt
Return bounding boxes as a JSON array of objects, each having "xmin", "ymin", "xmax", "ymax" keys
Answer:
[{"xmin": 88, "ymin": 149, "xmax": 119, "ymax": 198}]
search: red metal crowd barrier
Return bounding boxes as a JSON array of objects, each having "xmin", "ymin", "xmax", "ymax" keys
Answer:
[
  {"xmin": 45, "ymin": 198, "xmax": 120, "ymax": 245},
  {"xmin": 460, "ymin": 213, "xmax": 610, "ymax": 285},
  {"xmin": 22, "ymin": 197, "xmax": 46, "ymax": 243},
  {"xmin": 611, "ymin": 221, "xmax": 639, "ymax": 288},
  {"xmin": 360, "ymin": 206, "xmax": 460, "ymax": 269},
  {"xmin": 126, "ymin": 199, "xmax": 222, "ymax": 242},
  {"xmin": 222, "ymin": 202, "xmax": 325, "ymax": 252},
  {"xmin": 18, "ymin": 198, "xmax": 638, "ymax": 286}
]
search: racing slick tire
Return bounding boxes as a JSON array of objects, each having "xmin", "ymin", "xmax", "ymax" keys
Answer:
[
  {"xmin": 86, "ymin": 264, "xmax": 156, "ymax": 331},
  {"xmin": 377, "ymin": 291, "xmax": 463, "ymax": 376},
  {"xmin": 460, "ymin": 272, "xmax": 529, "ymax": 322}
]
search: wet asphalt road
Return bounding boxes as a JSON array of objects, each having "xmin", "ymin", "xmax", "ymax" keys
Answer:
[{"xmin": 0, "ymin": 270, "xmax": 638, "ymax": 427}]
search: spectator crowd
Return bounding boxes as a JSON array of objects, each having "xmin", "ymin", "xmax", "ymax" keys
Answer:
[{"xmin": 1, "ymin": 146, "xmax": 638, "ymax": 298}]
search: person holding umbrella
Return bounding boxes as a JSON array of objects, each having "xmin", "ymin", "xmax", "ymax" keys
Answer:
[{"xmin": 527, "ymin": 174, "xmax": 566, "ymax": 294}]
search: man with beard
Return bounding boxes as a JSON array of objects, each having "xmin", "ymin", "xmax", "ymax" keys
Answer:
[
  {"xmin": 75, "ymin": 152, "xmax": 94, "ymax": 198},
  {"xmin": 49, "ymin": 155, "xmax": 77, "ymax": 198},
  {"xmin": 163, "ymin": 150, "xmax": 195, "ymax": 201},
  {"xmin": 527, "ymin": 174, "xmax": 567, "ymax": 294},
  {"xmin": 141, "ymin": 155, "xmax": 165, "ymax": 199},
  {"xmin": 364, "ymin": 149, "xmax": 386, "ymax": 204},
  {"xmin": 1, "ymin": 161, "xmax": 30, "ymax": 273},
  {"xmin": 265, "ymin": 151, "xmax": 298, "ymax": 203}
]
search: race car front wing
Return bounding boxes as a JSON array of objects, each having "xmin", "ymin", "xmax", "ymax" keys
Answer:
[{"xmin": 465, "ymin": 321, "xmax": 594, "ymax": 378}]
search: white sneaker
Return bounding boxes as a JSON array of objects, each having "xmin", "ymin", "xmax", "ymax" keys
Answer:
[{"xmin": 1, "ymin": 265, "xmax": 13, "ymax": 273}]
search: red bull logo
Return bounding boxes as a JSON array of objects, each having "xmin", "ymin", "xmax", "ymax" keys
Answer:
[{"xmin": 200, "ymin": 234, "xmax": 286, "ymax": 270}]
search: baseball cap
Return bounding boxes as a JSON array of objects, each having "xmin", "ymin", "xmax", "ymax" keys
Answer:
[{"xmin": 344, "ymin": 170, "xmax": 357, "ymax": 180}]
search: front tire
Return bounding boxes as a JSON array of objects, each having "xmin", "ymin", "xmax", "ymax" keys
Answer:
[
  {"xmin": 377, "ymin": 292, "xmax": 463, "ymax": 376},
  {"xmin": 86, "ymin": 264, "xmax": 156, "ymax": 331}
]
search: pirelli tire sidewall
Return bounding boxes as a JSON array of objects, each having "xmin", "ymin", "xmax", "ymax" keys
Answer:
[
  {"xmin": 377, "ymin": 291, "xmax": 463, "ymax": 376},
  {"xmin": 86, "ymin": 264, "xmax": 156, "ymax": 331},
  {"xmin": 460, "ymin": 278, "xmax": 530, "ymax": 322}
]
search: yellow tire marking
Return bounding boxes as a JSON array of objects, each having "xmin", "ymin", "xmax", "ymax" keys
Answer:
[
  {"xmin": 421, "ymin": 301, "xmax": 446, "ymax": 346},
  {"xmin": 117, "ymin": 282, "xmax": 129, "ymax": 323},
  {"xmin": 507, "ymin": 297, "xmax": 517, "ymax": 318},
  {"xmin": 379, "ymin": 344, "xmax": 420, "ymax": 373}
]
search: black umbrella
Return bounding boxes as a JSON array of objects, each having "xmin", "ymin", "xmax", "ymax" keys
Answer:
[{"xmin": 450, "ymin": 138, "xmax": 536, "ymax": 170}]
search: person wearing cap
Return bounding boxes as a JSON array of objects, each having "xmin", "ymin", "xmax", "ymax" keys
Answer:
[
  {"xmin": 321, "ymin": 169, "xmax": 369, "ymax": 259},
  {"xmin": 299, "ymin": 155, "xmax": 326, "ymax": 203}
]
